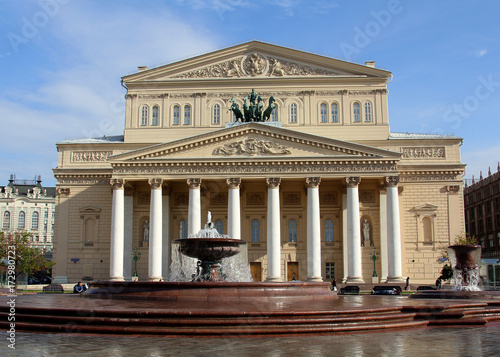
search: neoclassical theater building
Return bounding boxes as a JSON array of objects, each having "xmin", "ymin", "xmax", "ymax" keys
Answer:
[{"xmin": 53, "ymin": 41, "xmax": 465, "ymax": 284}]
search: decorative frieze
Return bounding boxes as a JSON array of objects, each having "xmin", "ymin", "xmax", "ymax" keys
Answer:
[
  {"xmin": 114, "ymin": 161, "xmax": 398, "ymax": 175},
  {"xmin": 72, "ymin": 151, "xmax": 113, "ymax": 162},
  {"xmin": 320, "ymin": 192, "xmax": 338, "ymax": 205},
  {"xmin": 402, "ymin": 147, "xmax": 445, "ymax": 159},
  {"xmin": 212, "ymin": 138, "xmax": 291, "ymax": 156},
  {"xmin": 56, "ymin": 177, "xmax": 110, "ymax": 185},
  {"xmin": 400, "ymin": 173, "xmax": 462, "ymax": 182},
  {"xmin": 210, "ymin": 193, "xmax": 227, "ymax": 205},
  {"xmin": 359, "ymin": 190, "xmax": 375, "ymax": 203},
  {"xmin": 247, "ymin": 192, "xmax": 264, "ymax": 205},
  {"xmin": 283, "ymin": 192, "xmax": 301, "ymax": 205},
  {"xmin": 174, "ymin": 193, "xmax": 189, "ymax": 206},
  {"xmin": 56, "ymin": 188, "xmax": 71, "ymax": 196},
  {"xmin": 137, "ymin": 94, "xmax": 168, "ymax": 99},
  {"xmin": 137, "ymin": 192, "xmax": 150, "ymax": 205}
]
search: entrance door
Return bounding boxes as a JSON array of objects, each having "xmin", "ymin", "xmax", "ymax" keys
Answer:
[
  {"xmin": 250, "ymin": 262, "xmax": 262, "ymax": 282},
  {"xmin": 287, "ymin": 262, "xmax": 299, "ymax": 281}
]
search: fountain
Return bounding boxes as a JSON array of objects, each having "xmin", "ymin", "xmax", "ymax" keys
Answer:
[{"xmin": 448, "ymin": 244, "xmax": 482, "ymax": 291}]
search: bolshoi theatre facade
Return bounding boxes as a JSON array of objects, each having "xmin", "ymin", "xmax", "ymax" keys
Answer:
[{"xmin": 53, "ymin": 41, "xmax": 465, "ymax": 285}]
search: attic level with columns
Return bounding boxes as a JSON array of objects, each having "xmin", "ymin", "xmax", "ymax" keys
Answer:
[{"xmin": 53, "ymin": 41, "xmax": 465, "ymax": 285}]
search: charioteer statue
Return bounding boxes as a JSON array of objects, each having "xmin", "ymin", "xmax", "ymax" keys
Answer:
[{"xmin": 229, "ymin": 89, "xmax": 276, "ymax": 123}]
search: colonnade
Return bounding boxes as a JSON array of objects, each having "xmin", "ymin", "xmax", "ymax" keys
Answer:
[{"xmin": 109, "ymin": 176, "xmax": 403, "ymax": 283}]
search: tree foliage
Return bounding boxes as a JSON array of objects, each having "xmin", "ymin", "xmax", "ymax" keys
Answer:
[
  {"xmin": 0, "ymin": 231, "xmax": 54, "ymax": 287},
  {"xmin": 437, "ymin": 233, "xmax": 478, "ymax": 281}
]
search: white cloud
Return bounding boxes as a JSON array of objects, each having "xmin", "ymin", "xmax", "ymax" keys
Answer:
[{"xmin": 477, "ymin": 49, "xmax": 488, "ymax": 57}]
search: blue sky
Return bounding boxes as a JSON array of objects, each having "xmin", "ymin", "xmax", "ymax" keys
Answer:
[{"xmin": 1, "ymin": 0, "xmax": 499, "ymax": 187}]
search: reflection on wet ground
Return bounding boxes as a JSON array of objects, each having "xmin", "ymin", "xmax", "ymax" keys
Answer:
[{"xmin": 3, "ymin": 323, "xmax": 500, "ymax": 357}]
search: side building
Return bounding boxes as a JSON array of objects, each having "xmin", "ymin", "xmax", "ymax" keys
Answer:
[
  {"xmin": 53, "ymin": 41, "xmax": 465, "ymax": 284},
  {"xmin": 0, "ymin": 175, "xmax": 56, "ymax": 253}
]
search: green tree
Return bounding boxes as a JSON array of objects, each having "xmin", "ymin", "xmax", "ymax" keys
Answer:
[{"xmin": 0, "ymin": 231, "xmax": 54, "ymax": 289}]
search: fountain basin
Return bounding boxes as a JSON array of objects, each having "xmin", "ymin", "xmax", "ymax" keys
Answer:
[{"xmin": 174, "ymin": 238, "xmax": 245, "ymax": 261}]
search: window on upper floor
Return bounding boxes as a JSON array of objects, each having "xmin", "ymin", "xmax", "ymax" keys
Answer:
[
  {"xmin": 32, "ymin": 211, "xmax": 39, "ymax": 230},
  {"xmin": 184, "ymin": 105, "xmax": 191, "ymax": 125},
  {"xmin": 18, "ymin": 211, "xmax": 25, "ymax": 229},
  {"xmin": 173, "ymin": 105, "xmax": 180, "ymax": 125},
  {"xmin": 152, "ymin": 106, "xmax": 159, "ymax": 126},
  {"xmin": 325, "ymin": 219, "xmax": 334, "ymax": 242},
  {"xmin": 251, "ymin": 219, "xmax": 260, "ymax": 243},
  {"xmin": 141, "ymin": 105, "xmax": 148, "ymax": 126},
  {"xmin": 353, "ymin": 102, "xmax": 361, "ymax": 123},
  {"xmin": 213, "ymin": 104, "xmax": 221, "ymax": 125},
  {"xmin": 289, "ymin": 103, "xmax": 297, "ymax": 123},
  {"xmin": 215, "ymin": 219, "xmax": 224, "ymax": 234},
  {"xmin": 423, "ymin": 216, "xmax": 433, "ymax": 244},
  {"xmin": 3, "ymin": 211, "xmax": 10, "ymax": 229},
  {"xmin": 364, "ymin": 101, "xmax": 372, "ymax": 122},
  {"xmin": 271, "ymin": 105, "xmax": 278, "ymax": 121},
  {"xmin": 288, "ymin": 219, "xmax": 297, "ymax": 243},
  {"xmin": 331, "ymin": 103, "xmax": 339, "ymax": 123},
  {"xmin": 320, "ymin": 103, "xmax": 328, "ymax": 123},
  {"xmin": 179, "ymin": 220, "xmax": 187, "ymax": 239}
]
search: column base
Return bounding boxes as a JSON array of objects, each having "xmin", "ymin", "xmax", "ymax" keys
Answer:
[
  {"xmin": 266, "ymin": 277, "xmax": 283, "ymax": 282},
  {"xmin": 346, "ymin": 276, "xmax": 365, "ymax": 284},
  {"xmin": 109, "ymin": 276, "xmax": 124, "ymax": 282},
  {"xmin": 149, "ymin": 277, "xmax": 163, "ymax": 282},
  {"xmin": 386, "ymin": 276, "xmax": 405, "ymax": 284},
  {"xmin": 307, "ymin": 276, "xmax": 323, "ymax": 282}
]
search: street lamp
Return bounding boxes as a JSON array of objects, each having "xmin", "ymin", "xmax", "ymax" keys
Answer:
[
  {"xmin": 369, "ymin": 246, "xmax": 379, "ymax": 278},
  {"xmin": 131, "ymin": 247, "xmax": 141, "ymax": 280}
]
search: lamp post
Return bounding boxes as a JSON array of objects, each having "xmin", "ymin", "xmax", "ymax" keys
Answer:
[
  {"xmin": 369, "ymin": 246, "xmax": 379, "ymax": 278},
  {"xmin": 131, "ymin": 247, "xmax": 141, "ymax": 280}
]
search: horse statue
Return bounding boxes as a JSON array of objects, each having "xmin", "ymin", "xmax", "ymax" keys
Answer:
[
  {"xmin": 228, "ymin": 98, "xmax": 244, "ymax": 122},
  {"xmin": 243, "ymin": 97, "xmax": 251, "ymax": 122},
  {"xmin": 262, "ymin": 96, "xmax": 276, "ymax": 121}
]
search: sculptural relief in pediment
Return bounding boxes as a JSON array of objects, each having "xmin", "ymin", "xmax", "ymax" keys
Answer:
[
  {"xmin": 171, "ymin": 53, "xmax": 342, "ymax": 79},
  {"xmin": 212, "ymin": 138, "xmax": 291, "ymax": 156}
]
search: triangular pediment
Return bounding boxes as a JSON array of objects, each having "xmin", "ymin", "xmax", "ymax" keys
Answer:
[
  {"xmin": 122, "ymin": 41, "xmax": 391, "ymax": 83},
  {"xmin": 413, "ymin": 203, "xmax": 438, "ymax": 212},
  {"xmin": 110, "ymin": 123, "xmax": 400, "ymax": 163}
]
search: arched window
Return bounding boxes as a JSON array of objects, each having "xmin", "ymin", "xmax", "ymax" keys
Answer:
[
  {"xmin": 141, "ymin": 105, "xmax": 148, "ymax": 126},
  {"xmin": 288, "ymin": 219, "xmax": 297, "ymax": 243},
  {"xmin": 215, "ymin": 219, "xmax": 224, "ymax": 234},
  {"xmin": 325, "ymin": 219, "xmax": 334, "ymax": 242},
  {"xmin": 18, "ymin": 211, "xmax": 25, "ymax": 229},
  {"xmin": 320, "ymin": 103, "xmax": 328, "ymax": 123},
  {"xmin": 173, "ymin": 105, "xmax": 180, "ymax": 125},
  {"xmin": 3, "ymin": 211, "xmax": 10, "ymax": 229},
  {"xmin": 271, "ymin": 105, "xmax": 278, "ymax": 121},
  {"xmin": 31, "ymin": 211, "xmax": 39, "ymax": 230},
  {"xmin": 331, "ymin": 103, "xmax": 339, "ymax": 123},
  {"xmin": 364, "ymin": 101, "xmax": 372, "ymax": 122},
  {"xmin": 423, "ymin": 217, "xmax": 433, "ymax": 243},
  {"xmin": 289, "ymin": 103, "xmax": 297, "ymax": 123},
  {"xmin": 152, "ymin": 106, "xmax": 159, "ymax": 126},
  {"xmin": 212, "ymin": 104, "xmax": 220, "ymax": 125},
  {"xmin": 179, "ymin": 220, "xmax": 187, "ymax": 239},
  {"xmin": 353, "ymin": 102, "xmax": 361, "ymax": 122},
  {"xmin": 251, "ymin": 219, "xmax": 260, "ymax": 243},
  {"xmin": 184, "ymin": 105, "xmax": 191, "ymax": 125}
]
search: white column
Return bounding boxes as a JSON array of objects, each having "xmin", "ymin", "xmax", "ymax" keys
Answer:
[
  {"xmin": 342, "ymin": 189, "xmax": 348, "ymax": 283},
  {"xmin": 148, "ymin": 179, "xmax": 163, "ymax": 281},
  {"xmin": 379, "ymin": 184, "xmax": 388, "ymax": 282},
  {"xmin": 110, "ymin": 179, "xmax": 125, "ymax": 281},
  {"xmin": 346, "ymin": 177, "xmax": 364, "ymax": 283},
  {"xmin": 266, "ymin": 178, "xmax": 281, "ymax": 282},
  {"xmin": 386, "ymin": 176, "xmax": 404, "ymax": 283},
  {"xmin": 187, "ymin": 178, "xmax": 202, "ymax": 236},
  {"xmin": 162, "ymin": 184, "xmax": 171, "ymax": 280},
  {"xmin": 227, "ymin": 178, "xmax": 241, "ymax": 239},
  {"xmin": 123, "ymin": 193, "xmax": 134, "ymax": 281},
  {"xmin": 306, "ymin": 177, "xmax": 322, "ymax": 281}
]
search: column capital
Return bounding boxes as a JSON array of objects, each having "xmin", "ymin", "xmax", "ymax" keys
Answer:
[
  {"xmin": 226, "ymin": 178, "xmax": 242, "ymax": 189},
  {"xmin": 110, "ymin": 179, "xmax": 125, "ymax": 190},
  {"xmin": 266, "ymin": 177, "xmax": 281, "ymax": 189},
  {"xmin": 187, "ymin": 178, "xmax": 202, "ymax": 189},
  {"xmin": 446, "ymin": 185, "xmax": 460, "ymax": 193},
  {"xmin": 345, "ymin": 177, "xmax": 361, "ymax": 188},
  {"xmin": 148, "ymin": 178, "xmax": 163, "ymax": 189},
  {"xmin": 306, "ymin": 177, "xmax": 321, "ymax": 188},
  {"xmin": 385, "ymin": 176, "xmax": 400, "ymax": 187}
]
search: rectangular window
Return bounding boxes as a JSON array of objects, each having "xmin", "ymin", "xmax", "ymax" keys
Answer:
[{"xmin": 326, "ymin": 262, "xmax": 335, "ymax": 280}]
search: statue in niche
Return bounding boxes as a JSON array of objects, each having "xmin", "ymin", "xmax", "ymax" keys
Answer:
[
  {"xmin": 143, "ymin": 220, "xmax": 149, "ymax": 242},
  {"xmin": 362, "ymin": 219, "xmax": 371, "ymax": 246}
]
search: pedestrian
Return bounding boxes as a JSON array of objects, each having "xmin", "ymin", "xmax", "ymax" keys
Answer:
[
  {"xmin": 404, "ymin": 277, "xmax": 410, "ymax": 291},
  {"xmin": 331, "ymin": 278, "xmax": 337, "ymax": 292},
  {"xmin": 436, "ymin": 278, "xmax": 442, "ymax": 290}
]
